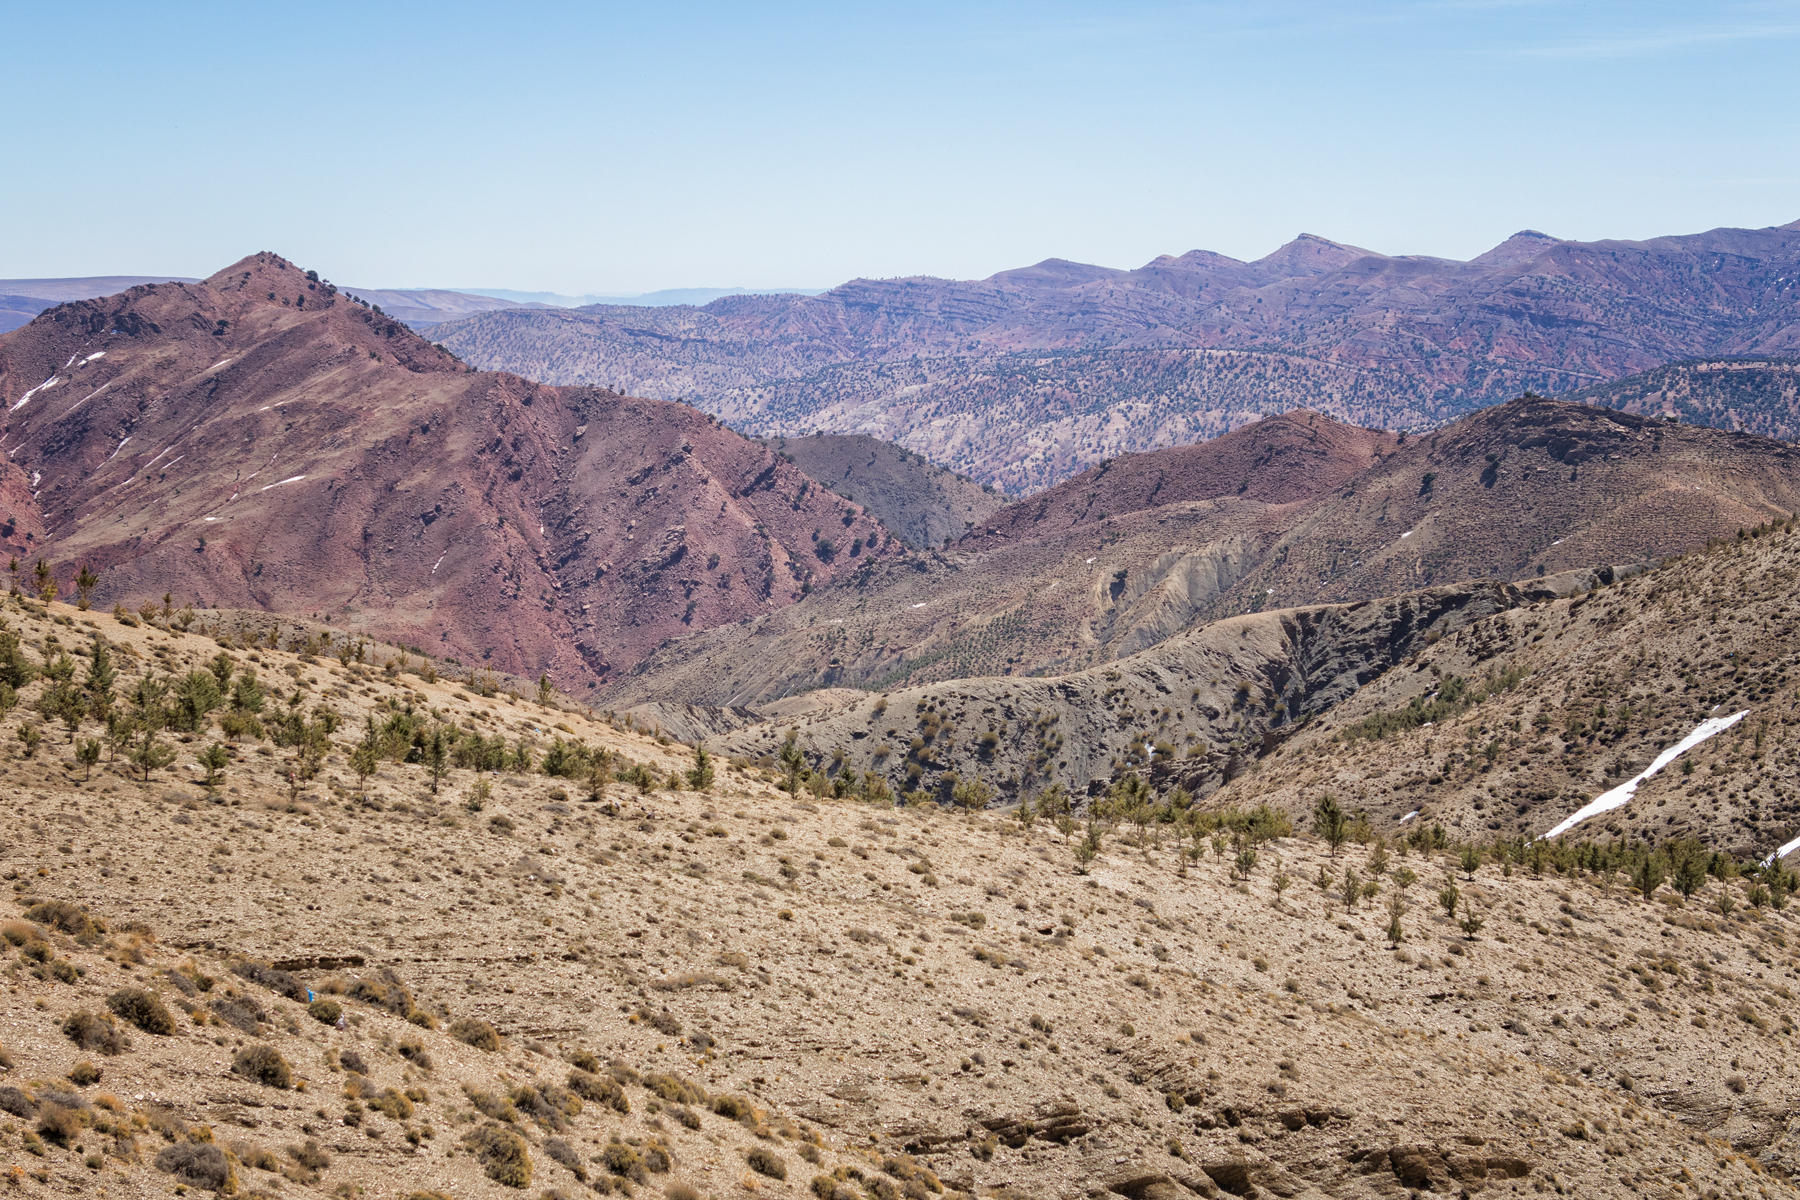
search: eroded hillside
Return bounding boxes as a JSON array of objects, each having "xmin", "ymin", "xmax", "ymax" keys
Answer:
[{"xmin": 612, "ymin": 399, "xmax": 1800, "ymax": 709}]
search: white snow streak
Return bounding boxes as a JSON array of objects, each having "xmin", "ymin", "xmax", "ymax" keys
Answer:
[
  {"xmin": 11, "ymin": 375, "xmax": 57, "ymax": 411},
  {"xmin": 1399, "ymin": 529, "xmax": 1414, "ymax": 540},
  {"xmin": 60, "ymin": 380, "xmax": 113, "ymax": 417},
  {"xmin": 910, "ymin": 602, "xmax": 927, "ymax": 609},
  {"xmin": 1756, "ymin": 841, "xmax": 1800, "ymax": 867},
  {"xmin": 259, "ymin": 475, "xmax": 306, "ymax": 491},
  {"xmin": 1762, "ymin": 833, "xmax": 1800, "ymax": 869},
  {"xmin": 1398, "ymin": 810, "xmax": 1419, "ymax": 823},
  {"xmin": 105, "ymin": 436, "xmax": 132, "ymax": 462},
  {"xmin": 431, "ymin": 552, "xmax": 448, "ymax": 575},
  {"xmin": 84, "ymin": 351, "xmax": 105, "ymax": 363},
  {"xmin": 1540, "ymin": 710, "xmax": 1750, "ymax": 841},
  {"xmin": 64, "ymin": 353, "xmax": 79, "ymax": 369}
]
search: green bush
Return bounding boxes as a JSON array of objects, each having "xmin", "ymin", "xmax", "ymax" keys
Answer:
[
  {"xmin": 107, "ymin": 987, "xmax": 175, "ymax": 1035},
  {"xmin": 746, "ymin": 1145, "xmax": 787, "ymax": 1179},
  {"xmin": 232, "ymin": 1043, "xmax": 292, "ymax": 1089},
  {"xmin": 449, "ymin": 1016, "xmax": 500, "ymax": 1050},
  {"xmin": 62, "ymin": 1010, "xmax": 128, "ymax": 1055},
  {"xmin": 466, "ymin": 1123, "xmax": 532, "ymax": 1188}
]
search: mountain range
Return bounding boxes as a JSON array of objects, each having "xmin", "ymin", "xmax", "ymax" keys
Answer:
[
  {"xmin": 8, "ymin": 231, "xmax": 1800, "ymax": 1199},
  {"xmin": 426, "ymin": 219, "xmax": 1800, "ymax": 490}
]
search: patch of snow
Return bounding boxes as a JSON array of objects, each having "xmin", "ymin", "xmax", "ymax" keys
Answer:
[
  {"xmin": 1763, "ymin": 832, "xmax": 1800, "ymax": 869},
  {"xmin": 1551, "ymin": 537, "xmax": 1564, "ymax": 546},
  {"xmin": 1399, "ymin": 529, "xmax": 1414, "ymax": 540},
  {"xmin": 910, "ymin": 602, "xmax": 927, "ymax": 609},
  {"xmin": 11, "ymin": 375, "xmax": 58, "ymax": 411},
  {"xmin": 105, "ymin": 436, "xmax": 132, "ymax": 462},
  {"xmin": 1085, "ymin": 557, "xmax": 1096, "ymax": 564},
  {"xmin": 431, "ymin": 551, "xmax": 448, "ymax": 575},
  {"xmin": 259, "ymin": 475, "xmax": 306, "ymax": 491},
  {"xmin": 1540, "ymin": 710, "xmax": 1750, "ymax": 841},
  {"xmin": 64, "ymin": 353, "xmax": 79, "ymax": 369},
  {"xmin": 30, "ymin": 470, "xmax": 41, "ymax": 488},
  {"xmin": 203, "ymin": 516, "xmax": 221, "ymax": 522},
  {"xmin": 84, "ymin": 351, "xmax": 105, "ymax": 362},
  {"xmin": 1398, "ymin": 810, "xmax": 1418, "ymax": 823}
]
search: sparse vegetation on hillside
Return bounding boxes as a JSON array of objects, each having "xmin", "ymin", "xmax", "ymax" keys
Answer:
[{"xmin": 2, "ymin": 587, "xmax": 1798, "ymax": 1197}]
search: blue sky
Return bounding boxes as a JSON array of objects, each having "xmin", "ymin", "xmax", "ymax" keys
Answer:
[{"xmin": 4, "ymin": 0, "xmax": 1798, "ymax": 292}]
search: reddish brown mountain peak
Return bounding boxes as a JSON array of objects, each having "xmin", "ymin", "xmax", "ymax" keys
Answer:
[
  {"xmin": 203, "ymin": 251, "xmax": 305, "ymax": 290},
  {"xmin": 0, "ymin": 254, "xmax": 897, "ymax": 689},
  {"xmin": 1251, "ymin": 233, "xmax": 1380, "ymax": 280}
]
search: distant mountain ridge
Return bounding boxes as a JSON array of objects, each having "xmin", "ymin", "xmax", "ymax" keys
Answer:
[{"xmin": 429, "ymin": 218, "xmax": 1800, "ymax": 489}]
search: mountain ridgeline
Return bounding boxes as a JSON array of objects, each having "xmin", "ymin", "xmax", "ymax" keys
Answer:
[{"xmin": 429, "ymin": 219, "xmax": 1800, "ymax": 489}]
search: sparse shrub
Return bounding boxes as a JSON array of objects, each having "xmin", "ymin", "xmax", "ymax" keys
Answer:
[
  {"xmin": 370, "ymin": 1087, "xmax": 414, "ymax": 1119},
  {"xmin": 26, "ymin": 900, "xmax": 100, "ymax": 940},
  {"xmin": 466, "ymin": 1123, "xmax": 533, "ymax": 1187},
  {"xmin": 745, "ymin": 1145, "xmax": 787, "ymax": 1180},
  {"xmin": 36, "ymin": 1100, "xmax": 86, "ymax": 1146},
  {"xmin": 62, "ymin": 1010, "xmax": 129, "ymax": 1055},
  {"xmin": 287, "ymin": 1138, "xmax": 330, "ymax": 1183},
  {"xmin": 155, "ymin": 1141, "xmax": 234, "ymax": 1191},
  {"xmin": 232, "ymin": 1043, "xmax": 292, "ymax": 1088},
  {"xmin": 398, "ymin": 1037, "xmax": 433, "ymax": 1069},
  {"xmin": 107, "ymin": 987, "xmax": 175, "ymax": 1034},
  {"xmin": 232, "ymin": 959, "xmax": 308, "ymax": 1002},
  {"xmin": 510, "ymin": 1082, "xmax": 581, "ymax": 1131},
  {"xmin": 642, "ymin": 1071, "xmax": 708, "ymax": 1106},
  {"xmin": 67, "ymin": 1061, "xmax": 102, "ymax": 1087},
  {"xmin": 711, "ymin": 1093, "xmax": 754, "ymax": 1122},
  {"xmin": 450, "ymin": 1016, "xmax": 501, "ymax": 1050},
  {"xmin": 308, "ymin": 998, "xmax": 342, "ymax": 1024},
  {"xmin": 568, "ymin": 1069, "xmax": 630, "ymax": 1112},
  {"xmin": 602, "ymin": 1139, "xmax": 644, "ymax": 1180},
  {"xmin": 0, "ymin": 1086, "xmax": 35, "ymax": 1119},
  {"xmin": 545, "ymin": 1136, "xmax": 587, "ymax": 1181}
]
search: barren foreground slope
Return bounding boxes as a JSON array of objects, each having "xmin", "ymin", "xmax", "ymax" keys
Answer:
[{"xmin": 1, "ymin": 596, "xmax": 1798, "ymax": 1197}]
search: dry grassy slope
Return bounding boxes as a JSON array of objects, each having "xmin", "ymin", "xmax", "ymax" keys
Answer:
[
  {"xmin": 611, "ymin": 399, "xmax": 1800, "ymax": 710},
  {"xmin": 2, "ymin": 600, "xmax": 1798, "ymax": 1198},
  {"xmin": 762, "ymin": 434, "xmax": 1005, "ymax": 549},
  {"xmin": 0, "ymin": 253, "xmax": 895, "ymax": 690},
  {"xmin": 711, "ymin": 578, "xmax": 1581, "ymax": 805},
  {"xmin": 1203, "ymin": 518, "xmax": 1800, "ymax": 857}
]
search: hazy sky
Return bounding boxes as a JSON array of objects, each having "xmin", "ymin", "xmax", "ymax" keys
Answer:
[{"xmin": 5, "ymin": 0, "xmax": 1798, "ymax": 293}]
